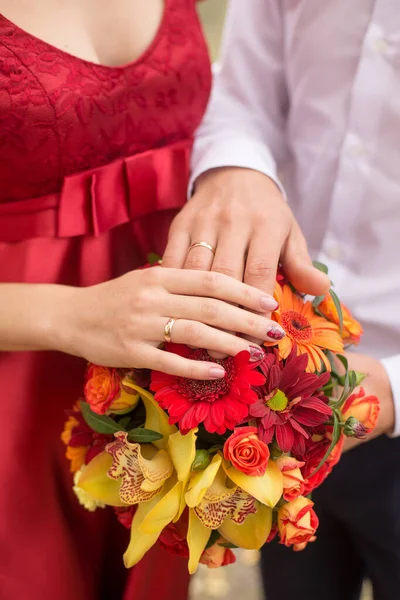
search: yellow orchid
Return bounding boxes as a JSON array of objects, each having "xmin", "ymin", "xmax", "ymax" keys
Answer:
[
  {"xmin": 122, "ymin": 381, "xmax": 177, "ymax": 450},
  {"xmin": 183, "ymin": 453, "xmax": 284, "ymax": 574},
  {"xmin": 124, "ymin": 427, "xmax": 198, "ymax": 567},
  {"xmin": 77, "ymin": 386, "xmax": 199, "ymax": 567},
  {"xmin": 76, "ymin": 385, "xmax": 284, "ymax": 574},
  {"xmin": 106, "ymin": 432, "xmax": 174, "ymax": 502}
]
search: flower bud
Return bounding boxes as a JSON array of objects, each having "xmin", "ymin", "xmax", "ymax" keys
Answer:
[
  {"xmin": 344, "ymin": 416, "xmax": 367, "ymax": 439},
  {"xmin": 191, "ymin": 449, "xmax": 211, "ymax": 471},
  {"xmin": 338, "ymin": 371, "xmax": 366, "ymax": 388}
]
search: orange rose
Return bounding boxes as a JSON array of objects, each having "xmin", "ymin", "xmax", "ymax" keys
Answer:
[
  {"xmin": 223, "ymin": 426, "xmax": 270, "ymax": 476},
  {"xmin": 278, "ymin": 496, "xmax": 319, "ymax": 547},
  {"xmin": 342, "ymin": 387, "xmax": 380, "ymax": 432},
  {"xmin": 319, "ymin": 295, "xmax": 363, "ymax": 344},
  {"xmin": 84, "ymin": 365, "xmax": 121, "ymax": 415},
  {"xmin": 200, "ymin": 538, "xmax": 236, "ymax": 568},
  {"xmin": 276, "ymin": 456, "xmax": 306, "ymax": 501},
  {"xmin": 293, "ymin": 535, "xmax": 317, "ymax": 552}
]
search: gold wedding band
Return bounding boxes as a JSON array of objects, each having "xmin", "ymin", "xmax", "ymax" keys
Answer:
[
  {"xmin": 188, "ymin": 241, "xmax": 216, "ymax": 255},
  {"xmin": 164, "ymin": 318, "xmax": 177, "ymax": 343}
]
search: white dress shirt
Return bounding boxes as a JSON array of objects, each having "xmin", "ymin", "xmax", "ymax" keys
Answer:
[{"xmin": 191, "ymin": 0, "xmax": 400, "ymax": 434}]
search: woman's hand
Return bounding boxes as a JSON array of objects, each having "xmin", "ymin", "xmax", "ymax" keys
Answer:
[
  {"xmin": 54, "ymin": 267, "xmax": 283, "ymax": 379},
  {"xmin": 162, "ymin": 167, "xmax": 330, "ymax": 297}
]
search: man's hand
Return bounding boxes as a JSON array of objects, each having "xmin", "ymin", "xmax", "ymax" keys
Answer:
[
  {"xmin": 343, "ymin": 353, "xmax": 395, "ymax": 451},
  {"xmin": 163, "ymin": 167, "xmax": 330, "ymax": 297}
]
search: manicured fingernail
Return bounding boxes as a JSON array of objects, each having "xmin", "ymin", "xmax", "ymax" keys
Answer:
[
  {"xmin": 209, "ymin": 367, "xmax": 226, "ymax": 379},
  {"xmin": 249, "ymin": 346, "xmax": 265, "ymax": 362},
  {"xmin": 266, "ymin": 325, "xmax": 286, "ymax": 341},
  {"xmin": 261, "ymin": 296, "xmax": 279, "ymax": 311}
]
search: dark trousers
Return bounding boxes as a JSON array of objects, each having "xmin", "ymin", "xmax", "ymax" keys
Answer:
[{"xmin": 261, "ymin": 435, "xmax": 400, "ymax": 600}]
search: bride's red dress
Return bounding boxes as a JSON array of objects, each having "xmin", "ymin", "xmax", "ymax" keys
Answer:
[{"xmin": 0, "ymin": 1, "xmax": 211, "ymax": 598}]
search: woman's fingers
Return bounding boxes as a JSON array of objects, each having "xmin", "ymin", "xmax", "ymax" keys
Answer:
[
  {"xmin": 152, "ymin": 318, "xmax": 264, "ymax": 359},
  {"xmin": 281, "ymin": 221, "xmax": 331, "ymax": 296},
  {"xmin": 157, "ymin": 268, "xmax": 278, "ymax": 312},
  {"xmin": 160, "ymin": 294, "xmax": 285, "ymax": 342},
  {"xmin": 140, "ymin": 345, "xmax": 227, "ymax": 380}
]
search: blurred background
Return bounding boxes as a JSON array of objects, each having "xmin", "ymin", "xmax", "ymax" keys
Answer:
[
  {"xmin": 190, "ymin": 2, "xmax": 372, "ymax": 599},
  {"xmin": 197, "ymin": 0, "xmax": 227, "ymax": 61}
]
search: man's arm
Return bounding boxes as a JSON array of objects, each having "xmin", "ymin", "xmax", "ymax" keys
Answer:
[
  {"xmin": 163, "ymin": 0, "xmax": 329, "ymax": 298},
  {"xmin": 381, "ymin": 355, "xmax": 400, "ymax": 436},
  {"xmin": 342, "ymin": 353, "xmax": 397, "ymax": 451},
  {"xmin": 191, "ymin": 0, "xmax": 288, "ymax": 192}
]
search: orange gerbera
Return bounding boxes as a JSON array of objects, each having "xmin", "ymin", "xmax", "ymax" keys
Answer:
[
  {"xmin": 318, "ymin": 294, "xmax": 363, "ymax": 345},
  {"xmin": 267, "ymin": 284, "xmax": 343, "ymax": 372}
]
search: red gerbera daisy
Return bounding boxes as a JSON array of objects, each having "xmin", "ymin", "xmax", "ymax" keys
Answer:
[
  {"xmin": 249, "ymin": 347, "xmax": 332, "ymax": 454},
  {"xmin": 150, "ymin": 344, "xmax": 265, "ymax": 435}
]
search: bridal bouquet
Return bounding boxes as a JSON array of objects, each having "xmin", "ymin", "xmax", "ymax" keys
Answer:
[{"xmin": 62, "ymin": 263, "xmax": 379, "ymax": 572}]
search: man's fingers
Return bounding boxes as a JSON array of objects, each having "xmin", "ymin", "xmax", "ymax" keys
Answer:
[
  {"xmin": 281, "ymin": 222, "xmax": 331, "ymax": 296},
  {"xmin": 208, "ymin": 226, "xmax": 249, "ymax": 357},
  {"xmin": 162, "ymin": 229, "xmax": 191, "ymax": 269},
  {"xmin": 183, "ymin": 229, "xmax": 218, "ymax": 272},
  {"xmin": 211, "ymin": 226, "xmax": 248, "ymax": 281},
  {"xmin": 244, "ymin": 228, "xmax": 285, "ymax": 297}
]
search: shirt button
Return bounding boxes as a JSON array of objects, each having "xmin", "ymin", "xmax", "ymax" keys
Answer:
[
  {"xmin": 374, "ymin": 37, "xmax": 389, "ymax": 54},
  {"xmin": 367, "ymin": 24, "xmax": 390, "ymax": 55},
  {"xmin": 344, "ymin": 133, "xmax": 365, "ymax": 157},
  {"xmin": 326, "ymin": 245, "xmax": 343, "ymax": 260}
]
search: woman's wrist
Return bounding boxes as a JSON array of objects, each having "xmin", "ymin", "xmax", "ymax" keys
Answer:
[
  {"xmin": 42, "ymin": 284, "xmax": 86, "ymax": 356},
  {"xmin": 0, "ymin": 283, "xmax": 82, "ymax": 353}
]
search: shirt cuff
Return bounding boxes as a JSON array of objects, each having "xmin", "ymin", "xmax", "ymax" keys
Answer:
[
  {"xmin": 381, "ymin": 354, "xmax": 400, "ymax": 437},
  {"xmin": 189, "ymin": 136, "xmax": 286, "ymax": 199}
]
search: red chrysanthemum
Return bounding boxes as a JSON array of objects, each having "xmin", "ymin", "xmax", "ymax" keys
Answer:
[
  {"xmin": 249, "ymin": 347, "xmax": 332, "ymax": 454},
  {"xmin": 150, "ymin": 344, "xmax": 265, "ymax": 434}
]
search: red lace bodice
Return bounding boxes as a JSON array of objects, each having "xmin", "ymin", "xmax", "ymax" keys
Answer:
[{"xmin": 0, "ymin": 0, "xmax": 211, "ymax": 203}]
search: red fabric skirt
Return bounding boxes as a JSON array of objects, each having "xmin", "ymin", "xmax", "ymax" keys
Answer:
[{"xmin": 0, "ymin": 143, "xmax": 191, "ymax": 600}]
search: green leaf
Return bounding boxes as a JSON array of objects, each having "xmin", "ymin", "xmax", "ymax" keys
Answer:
[
  {"xmin": 325, "ymin": 350, "xmax": 339, "ymax": 378},
  {"xmin": 336, "ymin": 354, "xmax": 348, "ymax": 371},
  {"xmin": 329, "ymin": 288, "xmax": 343, "ymax": 335},
  {"xmin": 309, "ymin": 409, "xmax": 342, "ymax": 478},
  {"xmin": 331, "ymin": 362, "xmax": 359, "ymax": 411},
  {"xmin": 312, "ymin": 295, "xmax": 325, "ymax": 308},
  {"xmin": 312, "ymin": 260, "xmax": 329, "ymax": 275},
  {"xmin": 191, "ymin": 449, "xmax": 212, "ymax": 471},
  {"xmin": 118, "ymin": 416, "xmax": 133, "ymax": 430},
  {"xmin": 147, "ymin": 252, "xmax": 162, "ymax": 265},
  {"xmin": 218, "ymin": 542, "xmax": 239, "ymax": 549},
  {"xmin": 197, "ymin": 426, "xmax": 229, "ymax": 446},
  {"xmin": 80, "ymin": 401, "xmax": 125, "ymax": 435},
  {"xmin": 127, "ymin": 428, "xmax": 163, "ymax": 443},
  {"xmin": 205, "ymin": 529, "xmax": 221, "ymax": 550}
]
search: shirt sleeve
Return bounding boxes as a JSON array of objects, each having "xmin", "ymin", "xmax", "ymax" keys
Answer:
[
  {"xmin": 190, "ymin": 0, "xmax": 288, "ymax": 194},
  {"xmin": 381, "ymin": 355, "xmax": 400, "ymax": 437}
]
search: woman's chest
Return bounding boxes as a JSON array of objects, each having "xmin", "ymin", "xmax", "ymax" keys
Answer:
[{"xmin": 0, "ymin": 0, "xmax": 211, "ymax": 201}]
